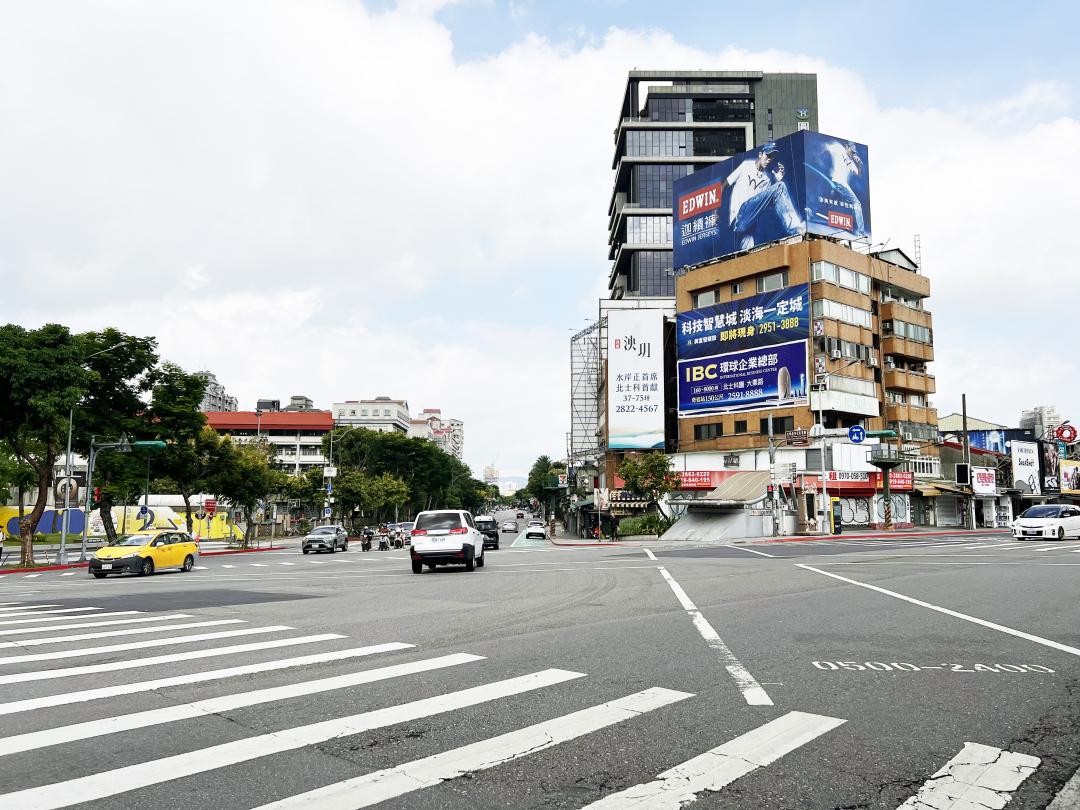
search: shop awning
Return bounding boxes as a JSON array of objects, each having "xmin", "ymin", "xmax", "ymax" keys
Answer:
[
  {"xmin": 913, "ymin": 483, "xmax": 942, "ymax": 497},
  {"xmin": 573, "ymin": 498, "xmax": 594, "ymax": 510},
  {"xmin": 687, "ymin": 471, "xmax": 771, "ymax": 508}
]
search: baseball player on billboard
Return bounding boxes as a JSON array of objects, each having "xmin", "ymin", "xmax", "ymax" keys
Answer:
[
  {"xmin": 722, "ymin": 142, "xmax": 804, "ymax": 251},
  {"xmin": 820, "ymin": 139, "xmax": 866, "ymax": 236}
]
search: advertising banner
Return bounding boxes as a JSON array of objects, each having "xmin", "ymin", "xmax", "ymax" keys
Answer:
[
  {"xmin": 971, "ymin": 467, "xmax": 997, "ymax": 495},
  {"xmin": 1040, "ymin": 440, "xmax": 1060, "ymax": 494},
  {"xmin": 960, "ymin": 428, "xmax": 1035, "ymax": 453},
  {"xmin": 677, "ymin": 339, "xmax": 808, "ymax": 416},
  {"xmin": 676, "ymin": 471, "xmax": 714, "ymax": 490},
  {"xmin": 1060, "ymin": 459, "xmax": 1080, "ymax": 494},
  {"xmin": 677, "ymin": 284, "xmax": 809, "ymax": 361},
  {"xmin": 1011, "ymin": 441, "xmax": 1041, "ymax": 495},
  {"xmin": 607, "ymin": 309, "xmax": 665, "ymax": 450},
  {"xmin": 673, "ymin": 130, "xmax": 871, "ymax": 271}
]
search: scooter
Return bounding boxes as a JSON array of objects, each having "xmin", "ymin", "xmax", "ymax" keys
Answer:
[
  {"xmin": 361, "ymin": 535, "xmax": 372, "ymax": 552},
  {"xmin": 393, "ymin": 533, "xmax": 403, "ymax": 550},
  {"xmin": 378, "ymin": 535, "xmax": 390, "ymax": 551}
]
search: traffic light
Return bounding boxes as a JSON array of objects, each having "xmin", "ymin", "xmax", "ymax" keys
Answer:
[
  {"xmin": 766, "ymin": 484, "xmax": 775, "ymax": 498},
  {"xmin": 91, "ymin": 487, "xmax": 102, "ymax": 509}
]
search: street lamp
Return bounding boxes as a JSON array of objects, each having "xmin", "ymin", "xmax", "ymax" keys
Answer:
[
  {"xmin": 78, "ymin": 434, "xmax": 166, "ymax": 562},
  {"xmin": 812, "ymin": 357, "xmax": 861, "ymax": 534},
  {"xmin": 58, "ymin": 341, "xmax": 125, "ymax": 564}
]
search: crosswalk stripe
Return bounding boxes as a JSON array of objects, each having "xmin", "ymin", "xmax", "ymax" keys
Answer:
[
  {"xmin": 222, "ymin": 564, "xmax": 236, "ymax": 568},
  {"xmin": 59, "ymin": 573, "xmax": 76, "ymax": 577},
  {"xmin": 0, "ymin": 625, "xmax": 290, "ymax": 665},
  {"xmin": 0, "ymin": 652, "xmax": 485, "ymax": 757},
  {"xmin": 0, "ymin": 642, "xmax": 411, "ymax": 716},
  {"xmin": 897, "ymin": 742, "xmax": 1039, "ymax": 809},
  {"xmin": 0, "ymin": 668, "xmax": 586, "ymax": 809},
  {"xmin": 278, "ymin": 562, "xmax": 295, "ymax": 566},
  {"xmin": 0, "ymin": 605, "xmax": 63, "ymax": 612},
  {"xmin": 255, "ymin": 686, "xmax": 694, "ymax": 809},
  {"xmin": 0, "ymin": 619, "xmax": 244, "ymax": 648},
  {"xmin": 0, "ymin": 611, "xmax": 138, "ymax": 627},
  {"xmin": 0, "ymin": 602, "xmax": 27, "ymax": 606},
  {"xmin": 0, "ymin": 633, "xmax": 346, "ymax": 686},
  {"xmin": 0, "ymin": 614, "xmax": 195, "ymax": 637},
  {"xmin": 0, "ymin": 608, "xmax": 102, "ymax": 621},
  {"xmin": 249, "ymin": 563, "xmax": 267, "ymax": 567},
  {"xmin": 22, "ymin": 574, "xmax": 41, "ymax": 578},
  {"xmin": 581, "ymin": 711, "xmax": 846, "ymax": 809}
]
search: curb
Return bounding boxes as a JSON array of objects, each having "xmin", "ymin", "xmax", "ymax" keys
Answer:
[{"xmin": 758, "ymin": 528, "xmax": 1011, "ymax": 544}]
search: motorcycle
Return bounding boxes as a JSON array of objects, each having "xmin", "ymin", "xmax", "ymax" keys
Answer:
[
  {"xmin": 393, "ymin": 532, "xmax": 404, "ymax": 549},
  {"xmin": 361, "ymin": 535, "xmax": 372, "ymax": 552},
  {"xmin": 378, "ymin": 534, "xmax": 390, "ymax": 551}
]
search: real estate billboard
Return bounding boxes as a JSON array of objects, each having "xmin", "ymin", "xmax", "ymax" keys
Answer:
[
  {"xmin": 606, "ymin": 309, "xmax": 666, "ymax": 450},
  {"xmin": 673, "ymin": 130, "xmax": 871, "ymax": 271},
  {"xmin": 677, "ymin": 284, "xmax": 809, "ymax": 361},
  {"xmin": 1011, "ymin": 441, "xmax": 1041, "ymax": 495}
]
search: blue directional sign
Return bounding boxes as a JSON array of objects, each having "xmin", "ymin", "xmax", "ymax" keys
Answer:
[
  {"xmin": 848, "ymin": 425, "xmax": 866, "ymax": 444},
  {"xmin": 323, "ymin": 507, "xmax": 332, "ymax": 518}
]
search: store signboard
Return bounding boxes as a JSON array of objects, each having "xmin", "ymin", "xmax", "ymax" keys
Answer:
[{"xmin": 971, "ymin": 467, "xmax": 997, "ymax": 495}]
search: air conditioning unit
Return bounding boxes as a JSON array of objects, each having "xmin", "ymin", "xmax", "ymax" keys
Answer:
[
  {"xmin": 866, "ymin": 355, "xmax": 879, "ymax": 367},
  {"xmin": 903, "ymin": 432, "xmax": 914, "ymax": 441},
  {"xmin": 830, "ymin": 349, "xmax": 842, "ymax": 359},
  {"xmin": 884, "ymin": 357, "xmax": 896, "ymax": 369}
]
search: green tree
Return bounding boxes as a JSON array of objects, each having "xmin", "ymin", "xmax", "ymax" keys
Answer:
[
  {"xmin": 208, "ymin": 439, "xmax": 288, "ymax": 548},
  {"xmin": 0, "ymin": 325, "xmax": 157, "ymax": 565},
  {"xmin": 147, "ymin": 365, "xmax": 210, "ymax": 533},
  {"xmin": 617, "ymin": 453, "xmax": 678, "ymax": 507}
]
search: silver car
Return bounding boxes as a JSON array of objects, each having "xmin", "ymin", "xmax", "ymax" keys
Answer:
[{"xmin": 302, "ymin": 525, "xmax": 349, "ymax": 554}]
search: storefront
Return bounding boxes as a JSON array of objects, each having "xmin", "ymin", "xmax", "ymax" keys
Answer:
[{"xmin": 801, "ymin": 471, "xmax": 914, "ymax": 530}]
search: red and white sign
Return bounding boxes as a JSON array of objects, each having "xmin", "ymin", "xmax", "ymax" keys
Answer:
[
  {"xmin": 677, "ymin": 471, "xmax": 714, "ymax": 490},
  {"xmin": 971, "ymin": 468, "xmax": 997, "ymax": 495},
  {"xmin": 678, "ymin": 182, "xmax": 724, "ymax": 217},
  {"xmin": 826, "ymin": 471, "xmax": 869, "ymax": 483},
  {"xmin": 827, "ymin": 210, "xmax": 854, "ymax": 231},
  {"xmin": 1056, "ymin": 424, "xmax": 1077, "ymax": 443},
  {"xmin": 204, "ymin": 498, "xmax": 217, "ymax": 516},
  {"xmin": 874, "ymin": 471, "xmax": 914, "ymax": 490}
]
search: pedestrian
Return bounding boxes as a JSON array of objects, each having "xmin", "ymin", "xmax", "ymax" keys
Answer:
[
  {"xmin": 612, "ymin": 522, "xmax": 619, "ymax": 542},
  {"xmin": 592, "ymin": 525, "xmax": 600, "ymax": 540}
]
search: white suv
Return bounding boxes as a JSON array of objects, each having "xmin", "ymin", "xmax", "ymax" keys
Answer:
[{"xmin": 409, "ymin": 510, "xmax": 486, "ymax": 574}]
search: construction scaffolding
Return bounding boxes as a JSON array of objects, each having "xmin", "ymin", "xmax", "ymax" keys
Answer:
[{"xmin": 569, "ymin": 319, "xmax": 603, "ymax": 464}]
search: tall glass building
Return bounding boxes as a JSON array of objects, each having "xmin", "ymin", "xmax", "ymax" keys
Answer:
[{"xmin": 608, "ymin": 71, "xmax": 819, "ymax": 298}]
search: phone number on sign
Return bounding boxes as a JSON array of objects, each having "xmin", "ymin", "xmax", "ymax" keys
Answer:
[{"xmin": 615, "ymin": 405, "xmax": 659, "ymax": 413}]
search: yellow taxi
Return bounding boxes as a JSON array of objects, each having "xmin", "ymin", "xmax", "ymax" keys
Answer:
[{"xmin": 89, "ymin": 530, "xmax": 200, "ymax": 578}]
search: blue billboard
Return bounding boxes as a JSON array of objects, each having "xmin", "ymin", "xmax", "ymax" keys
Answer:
[
  {"xmin": 678, "ymin": 284, "xmax": 809, "ymax": 361},
  {"xmin": 672, "ymin": 130, "xmax": 871, "ymax": 271},
  {"xmin": 678, "ymin": 340, "xmax": 809, "ymax": 415}
]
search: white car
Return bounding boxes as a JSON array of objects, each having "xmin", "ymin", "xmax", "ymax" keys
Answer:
[
  {"xmin": 1012, "ymin": 504, "xmax": 1080, "ymax": 540},
  {"xmin": 409, "ymin": 510, "xmax": 486, "ymax": 573},
  {"xmin": 501, "ymin": 521, "xmax": 517, "ymax": 533},
  {"xmin": 525, "ymin": 524, "xmax": 547, "ymax": 540}
]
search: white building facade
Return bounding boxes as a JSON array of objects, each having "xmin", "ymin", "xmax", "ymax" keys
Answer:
[{"xmin": 333, "ymin": 397, "xmax": 410, "ymax": 434}]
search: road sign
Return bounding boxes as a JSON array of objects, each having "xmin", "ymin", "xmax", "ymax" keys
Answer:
[
  {"xmin": 848, "ymin": 425, "xmax": 866, "ymax": 444},
  {"xmin": 195, "ymin": 510, "xmax": 207, "ymax": 521},
  {"xmin": 323, "ymin": 507, "xmax": 332, "ymax": 518},
  {"xmin": 326, "ymin": 481, "xmax": 333, "ymax": 495},
  {"xmin": 204, "ymin": 498, "xmax": 217, "ymax": 516},
  {"xmin": 323, "ymin": 466, "xmax": 338, "ymax": 479},
  {"xmin": 137, "ymin": 505, "xmax": 148, "ymax": 519}
]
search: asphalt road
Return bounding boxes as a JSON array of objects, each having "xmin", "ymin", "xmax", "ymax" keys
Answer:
[{"xmin": 0, "ymin": 511, "xmax": 1077, "ymax": 808}]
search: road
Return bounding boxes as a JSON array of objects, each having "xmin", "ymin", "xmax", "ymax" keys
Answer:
[{"xmin": 0, "ymin": 510, "xmax": 1077, "ymax": 808}]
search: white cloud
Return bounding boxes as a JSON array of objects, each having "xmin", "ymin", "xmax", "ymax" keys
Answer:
[{"xmin": 3, "ymin": 2, "xmax": 1078, "ymax": 476}]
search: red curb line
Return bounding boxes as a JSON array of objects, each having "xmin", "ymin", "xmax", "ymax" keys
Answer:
[
  {"xmin": 0, "ymin": 562, "xmax": 89, "ymax": 575},
  {"xmin": 760, "ymin": 528, "xmax": 1011, "ymax": 544},
  {"xmin": 548, "ymin": 538, "xmax": 633, "ymax": 547}
]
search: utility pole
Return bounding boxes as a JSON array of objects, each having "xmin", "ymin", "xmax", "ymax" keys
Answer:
[{"xmin": 962, "ymin": 393, "xmax": 974, "ymax": 529}]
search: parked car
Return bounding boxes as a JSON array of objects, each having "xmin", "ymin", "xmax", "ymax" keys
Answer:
[
  {"xmin": 524, "ymin": 523, "xmax": 547, "ymax": 540},
  {"xmin": 89, "ymin": 530, "xmax": 199, "ymax": 578},
  {"xmin": 474, "ymin": 515, "xmax": 500, "ymax": 550},
  {"xmin": 410, "ymin": 510, "xmax": 485, "ymax": 573},
  {"xmin": 302, "ymin": 525, "xmax": 349, "ymax": 554},
  {"xmin": 501, "ymin": 520, "xmax": 518, "ymax": 533},
  {"xmin": 1012, "ymin": 505, "xmax": 1080, "ymax": 540}
]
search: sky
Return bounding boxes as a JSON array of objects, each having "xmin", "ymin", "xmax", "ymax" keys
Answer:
[{"xmin": 4, "ymin": 0, "xmax": 1079, "ymax": 480}]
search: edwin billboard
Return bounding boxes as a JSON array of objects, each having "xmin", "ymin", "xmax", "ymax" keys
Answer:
[
  {"xmin": 673, "ymin": 130, "xmax": 872, "ymax": 271},
  {"xmin": 607, "ymin": 309, "xmax": 666, "ymax": 450}
]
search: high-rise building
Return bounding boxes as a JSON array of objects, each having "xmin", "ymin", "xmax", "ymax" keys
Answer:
[
  {"xmin": 408, "ymin": 408, "xmax": 464, "ymax": 460},
  {"xmin": 333, "ymin": 397, "xmax": 410, "ymax": 434},
  {"xmin": 194, "ymin": 371, "xmax": 238, "ymax": 412},
  {"xmin": 608, "ymin": 70, "xmax": 818, "ymax": 299},
  {"xmin": 483, "ymin": 464, "xmax": 499, "ymax": 485},
  {"xmin": 1020, "ymin": 405, "xmax": 1061, "ymax": 440}
]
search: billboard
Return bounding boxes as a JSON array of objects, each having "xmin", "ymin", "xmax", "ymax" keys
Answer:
[
  {"xmin": 673, "ymin": 130, "xmax": 871, "ymax": 271},
  {"xmin": 677, "ymin": 284, "xmax": 809, "ymax": 360},
  {"xmin": 971, "ymin": 467, "xmax": 997, "ymax": 496},
  {"xmin": 1011, "ymin": 441, "xmax": 1041, "ymax": 495},
  {"xmin": 1040, "ymin": 440, "xmax": 1060, "ymax": 494},
  {"xmin": 950, "ymin": 428, "xmax": 1035, "ymax": 454},
  {"xmin": 607, "ymin": 309, "xmax": 665, "ymax": 450},
  {"xmin": 1061, "ymin": 460, "xmax": 1080, "ymax": 495},
  {"xmin": 678, "ymin": 339, "xmax": 808, "ymax": 415}
]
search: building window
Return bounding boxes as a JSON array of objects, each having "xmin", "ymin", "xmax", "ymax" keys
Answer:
[
  {"xmin": 349, "ymin": 409, "xmax": 356, "ymax": 416},
  {"xmin": 361, "ymin": 410, "xmax": 368, "ymax": 416},
  {"xmin": 626, "ymin": 216, "xmax": 673, "ymax": 245},
  {"xmin": 811, "ymin": 261, "xmax": 870, "ymax": 294},
  {"xmin": 759, "ymin": 416, "xmax": 794, "ymax": 435},
  {"xmin": 734, "ymin": 420, "xmax": 748, "ymax": 434},
  {"xmin": 694, "ymin": 423, "xmax": 723, "ymax": 441},
  {"xmin": 629, "ymin": 251, "xmax": 674, "ymax": 296},
  {"xmin": 731, "ymin": 281, "xmax": 743, "ymax": 295},
  {"xmin": 884, "ymin": 319, "xmax": 932, "ymax": 344},
  {"xmin": 692, "ymin": 288, "xmax": 718, "ymax": 308},
  {"xmin": 632, "ymin": 164, "xmax": 696, "ymax": 208},
  {"xmin": 756, "ymin": 271, "xmax": 788, "ymax": 293},
  {"xmin": 811, "ymin": 298, "xmax": 873, "ymax": 329}
]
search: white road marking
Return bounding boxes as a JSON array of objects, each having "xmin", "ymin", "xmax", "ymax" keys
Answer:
[
  {"xmin": 0, "ymin": 626, "xmax": 292, "ymax": 665},
  {"xmin": 898, "ymin": 742, "xmax": 1039, "ymax": 809},
  {"xmin": 655, "ymin": 566, "xmax": 772, "ymax": 706},
  {"xmin": 582, "ymin": 711, "xmax": 846, "ymax": 809},
  {"xmin": 643, "ymin": 549, "xmax": 657, "ymax": 560},
  {"xmin": 0, "ymin": 633, "xmax": 345, "ymax": 685},
  {"xmin": 255, "ymin": 687, "xmax": 693, "ymax": 810},
  {"xmin": 730, "ymin": 546, "xmax": 778, "ymax": 558},
  {"xmin": 0, "ymin": 610, "xmax": 137, "ymax": 627},
  {"xmin": 0, "ymin": 669, "xmax": 586, "ymax": 809},
  {"xmin": 0, "ymin": 642, "xmax": 411, "ymax": 716},
  {"xmin": 221, "ymin": 564, "xmax": 236, "ymax": 568},
  {"xmin": 798, "ymin": 564, "xmax": 1080, "ymax": 657},
  {"xmin": 0, "ymin": 652, "xmax": 485, "ymax": 757},
  {"xmin": 249, "ymin": 563, "xmax": 268, "ymax": 567},
  {"xmin": 193, "ymin": 565, "xmax": 208, "ymax": 570},
  {"xmin": 0, "ymin": 614, "xmax": 194, "ymax": 637},
  {"xmin": 0, "ymin": 605, "xmax": 63, "ymax": 612},
  {"xmin": 21, "ymin": 574, "xmax": 41, "ymax": 578},
  {"xmin": 0, "ymin": 619, "xmax": 243, "ymax": 648},
  {"xmin": 59, "ymin": 573, "xmax": 76, "ymax": 577}
]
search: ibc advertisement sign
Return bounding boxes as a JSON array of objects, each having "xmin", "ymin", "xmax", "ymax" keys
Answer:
[
  {"xmin": 677, "ymin": 284, "xmax": 809, "ymax": 416},
  {"xmin": 673, "ymin": 130, "xmax": 871, "ymax": 271},
  {"xmin": 607, "ymin": 309, "xmax": 666, "ymax": 450}
]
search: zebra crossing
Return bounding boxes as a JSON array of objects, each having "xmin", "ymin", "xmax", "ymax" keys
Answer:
[{"xmin": 0, "ymin": 599, "xmax": 1046, "ymax": 808}]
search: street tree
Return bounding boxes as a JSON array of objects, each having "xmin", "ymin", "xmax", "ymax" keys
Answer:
[
  {"xmin": 617, "ymin": 452, "xmax": 678, "ymax": 507},
  {"xmin": 147, "ymin": 364, "xmax": 209, "ymax": 533},
  {"xmin": 208, "ymin": 439, "xmax": 289, "ymax": 548}
]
